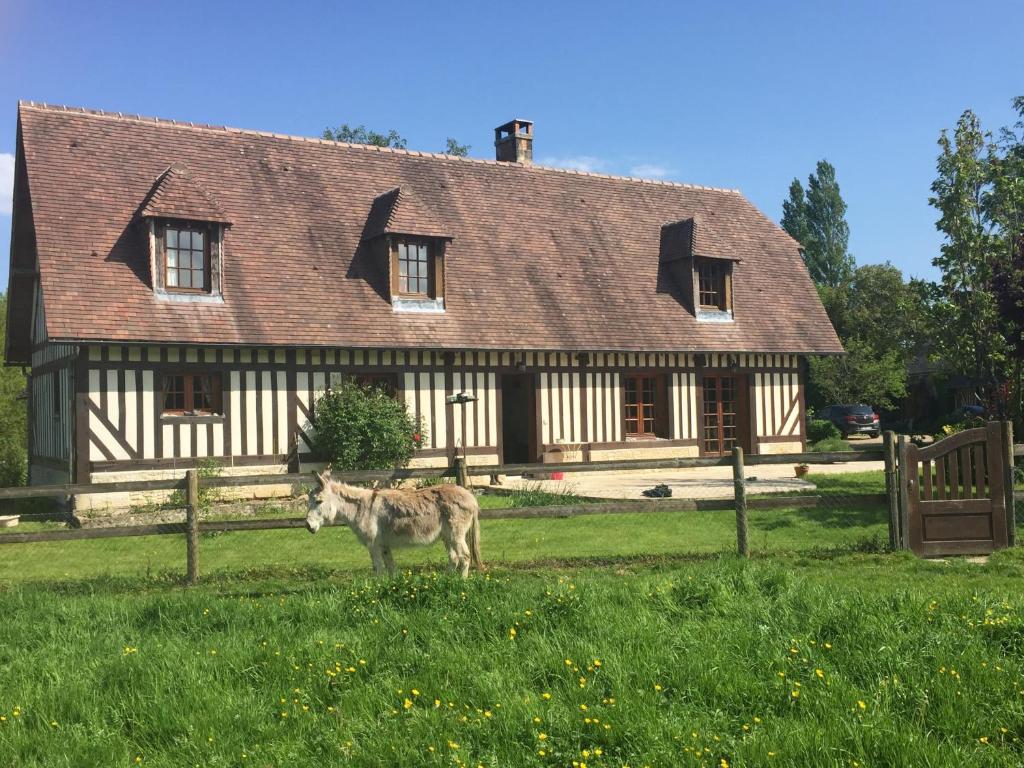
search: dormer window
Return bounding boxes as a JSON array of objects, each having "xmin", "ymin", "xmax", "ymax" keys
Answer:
[
  {"xmin": 362, "ymin": 186, "xmax": 452, "ymax": 314},
  {"xmin": 396, "ymin": 239, "xmax": 433, "ymax": 296},
  {"xmin": 165, "ymin": 224, "xmax": 210, "ymax": 292},
  {"xmin": 138, "ymin": 163, "xmax": 231, "ymax": 303},
  {"xmin": 659, "ymin": 217, "xmax": 738, "ymax": 322},
  {"xmin": 698, "ymin": 259, "xmax": 730, "ymax": 312}
]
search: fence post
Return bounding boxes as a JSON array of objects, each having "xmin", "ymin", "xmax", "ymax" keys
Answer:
[
  {"xmin": 883, "ymin": 431, "xmax": 899, "ymax": 551},
  {"xmin": 453, "ymin": 456, "xmax": 469, "ymax": 488},
  {"xmin": 1003, "ymin": 421, "xmax": 1016, "ymax": 547},
  {"xmin": 897, "ymin": 434, "xmax": 910, "ymax": 550},
  {"xmin": 732, "ymin": 446, "xmax": 748, "ymax": 558},
  {"xmin": 185, "ymin": 469, "xmax": 199, "ymax": 585}
]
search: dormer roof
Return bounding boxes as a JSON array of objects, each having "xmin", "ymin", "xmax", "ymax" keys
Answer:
[
  {"xmin": 139, "ymin": 163, "xmax": 232, "ymax": 224},
  {"xmin": 660, "ymin": 215, "xmax": 741, "ymax": 263},
  {"xmin": 362, "ymin": 186, "xmax": 453, "ymax": 241}
]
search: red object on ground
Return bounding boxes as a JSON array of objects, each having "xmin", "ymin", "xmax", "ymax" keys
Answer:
[{"xmin": 550, "ymin": 471, "xmax": 565, "ymax": 481}]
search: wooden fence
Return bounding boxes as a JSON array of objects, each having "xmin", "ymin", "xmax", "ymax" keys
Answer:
[{"xmin": 0, "ymin": 442, "xmax": 1019, "ymax": 583}]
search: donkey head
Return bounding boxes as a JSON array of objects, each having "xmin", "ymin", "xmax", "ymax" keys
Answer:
[
  {"xmin": 305, "ymin": 469, "xmax": 337, "ymax": 533},
  {"xmin": 305, "ymin": 469, "xmax": 359, "ymax": 533}
]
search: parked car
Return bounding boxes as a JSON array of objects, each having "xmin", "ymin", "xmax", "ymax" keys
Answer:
[{"xmin": 819, "ymin": 404, "xmax": 880, "ymax": 438}]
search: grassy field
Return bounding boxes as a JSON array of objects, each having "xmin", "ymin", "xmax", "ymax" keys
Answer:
[
  {"xmin": 0, "ymin": 473, "xmax": 891, "ymax": 583},
  {"xmin": 2, "ymin": 469, "xmax": 1022, "ymax": 766},
  {"xmin": 2, "ymin": 552, "xmax": 1024, "ymax": 767}
]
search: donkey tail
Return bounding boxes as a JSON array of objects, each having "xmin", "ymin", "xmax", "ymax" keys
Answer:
[{"xmin": 469, "ymin": 510, "xmax": 484, "ymax": 571}]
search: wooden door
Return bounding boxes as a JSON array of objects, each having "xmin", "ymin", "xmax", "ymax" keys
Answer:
[
  {"xmin": 902, "ymin": 422, "xmax": 1008, "ymax": 556},
  {"xmin": 701, "ymin": 375, "xmax": 749, "ymax": 456}
]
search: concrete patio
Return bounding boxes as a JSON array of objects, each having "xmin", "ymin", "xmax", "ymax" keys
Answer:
[{"xmin": 493, "ymin": 458, "xmax": 885, "ymax": 500}]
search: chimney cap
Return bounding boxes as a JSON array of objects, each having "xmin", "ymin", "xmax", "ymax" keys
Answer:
[{"xmin": 494, "ymin": 119, "xmax": 533, "ymax": 140}]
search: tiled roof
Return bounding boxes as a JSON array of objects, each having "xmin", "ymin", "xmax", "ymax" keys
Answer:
[
  {"xmin": 8, "ymin": 102, "xmax": 843, "ymax": 355},
  {"xmin": 139, "ymin": 163, "xmax": 231, "ymax": 223}
]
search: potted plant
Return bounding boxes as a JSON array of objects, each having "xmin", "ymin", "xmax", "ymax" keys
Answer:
[{"xmin": 794, "ymin": 463, "xmax": 810, "ymax": 478}]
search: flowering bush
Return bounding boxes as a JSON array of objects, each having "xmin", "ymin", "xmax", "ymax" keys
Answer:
[{"xmin": 312, "ymin": 379, "xmax": 424, "ymax": 471}]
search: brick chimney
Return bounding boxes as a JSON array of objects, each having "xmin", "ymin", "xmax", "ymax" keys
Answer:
[{"xmin": 494, "ymin": 119, "xmax": 533, "ymax": 164}]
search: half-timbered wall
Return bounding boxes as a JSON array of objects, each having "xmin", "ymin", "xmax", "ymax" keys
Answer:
[
  {"xmin": 28, "ymin": 282, "xmax": 75, "ymax": 483},
  {"xmin": 84, "ymin": 346, "xmax": 291, "ymax": 468},
  {"xmin": 750, "ymin": 354, "xmax": 804, "ymax": 448},
  {"xmin": 76, "ymin": 345, "xmax": 806, "ymax": 480}
]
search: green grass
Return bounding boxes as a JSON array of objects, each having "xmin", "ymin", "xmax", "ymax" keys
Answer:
[
  {"xmin": 3, "ymin": 552, "xmax": 1024, "ymax": 767},
  {"xmin": 795, "ymin": 471, "xmax": 886, "ymax": 496},
  {"xmin": 0, "ymin": 472, "xmax": 888, "ymax": 583}
]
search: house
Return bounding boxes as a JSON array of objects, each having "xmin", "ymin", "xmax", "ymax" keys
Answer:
[{"xmin": 5, "ymin": 103, "xmax": 843, "ymax": 508}]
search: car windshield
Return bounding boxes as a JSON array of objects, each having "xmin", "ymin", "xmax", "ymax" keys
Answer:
[{"xmin": 840, "ymin": 405, "xmax": 874, "ymax": 415}]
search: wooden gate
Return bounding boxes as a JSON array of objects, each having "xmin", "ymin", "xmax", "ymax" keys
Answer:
[{"xmin": 900, "ymin": 422, "xmax": 1008, "ymax": 556}]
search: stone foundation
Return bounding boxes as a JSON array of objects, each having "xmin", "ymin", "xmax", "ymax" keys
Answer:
[
  {"xmin": 73, "ymin": 495, "xmax": 308, "ymax": 528},
  {"xmin": 75, "ymin": 463, "xmax": 295, "ymax": 514},
  {"xmin": 756, "ymin": 440, "xmax": 804, "ymax": 455},
  {"xmin": 588, "ymin": 444, "xmax": 700, "ymax": 462}
]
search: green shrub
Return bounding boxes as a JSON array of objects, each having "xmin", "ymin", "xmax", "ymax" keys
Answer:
[
  {"xmin": 807, "ymin": 419, "xmax": 841, "ymax": 443},
  {"xmin": 809, "ymin": 436, "xmax": 852, "ymax": 453},
  {"xmin": 313, "ymin": 380, "xmax": 423, "ymax": 471}
]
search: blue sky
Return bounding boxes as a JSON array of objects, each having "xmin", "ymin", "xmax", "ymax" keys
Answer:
[{"xmin": 2, "ymin": 0, "xmax": 1022, "ymax": 289}]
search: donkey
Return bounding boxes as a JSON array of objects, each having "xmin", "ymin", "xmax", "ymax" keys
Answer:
[{"xmin": 305, "ymin": 470, "xmax": 483, "ymax": 577}]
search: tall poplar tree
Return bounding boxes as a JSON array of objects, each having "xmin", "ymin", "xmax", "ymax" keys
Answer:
[{"xmin": 781, "ymin": 160, "xmax": 855, "ymax": 288}]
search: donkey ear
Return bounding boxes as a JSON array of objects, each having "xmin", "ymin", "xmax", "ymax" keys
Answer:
[{"xmin": 312, "ymin": 470, "xmax": 327, "ymax": 488}]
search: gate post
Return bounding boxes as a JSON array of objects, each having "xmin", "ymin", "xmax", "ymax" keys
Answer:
[
  {"xmin": 897, "ymin": 434, "xmax": 910, "ymax": 550},
  {"xmin": 883, "ymin": 431, "xmax": 899, "ymax": 551},
  {"xmin": 732, "ymin": 447, "xmax": 748, "ymax": 558},
  {"xmin": 1003, "ymin": 421, "xmax": 1016, "ymax": 547}
]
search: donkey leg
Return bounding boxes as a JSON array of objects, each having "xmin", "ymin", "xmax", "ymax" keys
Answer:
[
  {"xmin": 381, "ymin": 547, "xmax": 396, "ymax": 576},
  {"xmin": 454, "ymin": 531, "xmax": 471, "ymax": 578},
  {"xmin": 368, "ymin": 543, "xmax": 387, "ymax": 576},
  {"xmin": 440, "ymin": 531, "xmax": 460, "ymax": 572}
]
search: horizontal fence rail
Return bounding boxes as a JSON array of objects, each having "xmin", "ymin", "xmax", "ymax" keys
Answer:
[
  {"xmin": 0, "ymin": 449, "xmax": 889, "ymax": 502},
  {"xmin": 0, "ymin": 439, "xmax": 1015, "ymax": 584},
  {"xmin": 0, "ymin": 493, "xmax": 889, "ymax": 545}
]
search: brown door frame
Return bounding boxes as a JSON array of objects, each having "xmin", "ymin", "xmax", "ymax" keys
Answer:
[{"xmin": 697, "ymin": 371, "xmax": 751, "ymax": 457}]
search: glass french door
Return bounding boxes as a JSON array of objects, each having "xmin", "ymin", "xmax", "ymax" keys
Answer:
[{"xmin": 702, "ymin": 375, "xmax": 742, "ymax": 456}]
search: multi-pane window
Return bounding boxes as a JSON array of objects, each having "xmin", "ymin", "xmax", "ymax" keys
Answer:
[
  {"xmin": 165, "ymin": 227, "xmax": 208, "ymax": 291},
  {"xmin": 702, "ymin": 375, "xmax": 739, "ymax": 455},
  {"xmin": 698, "ymin": 259, "xmax": 729, "ymax": 310},
  {"xmin": 624, "ymin": 375, "xmax": 658, "ymax": 436},
  {"xmin": 162, "ymin": 373, "xmax": 222, "ymax": 415},
  {"xmin": 352, "ymin": 373, "xmax": 397, "ymax": 396},
  {"xmin": 396, "ymin": 240, "xmax": 431, "ymax": 296}
]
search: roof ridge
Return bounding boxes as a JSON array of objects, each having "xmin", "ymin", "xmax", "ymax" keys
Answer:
[{"xmin": 17, "ymin": 100, "xmax": 743, "ymax": 195}]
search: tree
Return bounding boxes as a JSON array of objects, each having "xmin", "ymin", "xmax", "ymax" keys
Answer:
[
  {"xmin": 807, "ymin": 263, "xmax": 926, "ymax": 411},
  {"xmin": 929, "ymin": 109, "xmax": 1013, "ymax": 415},
  {"xmin": 322, "ymin": 124, "xmax": 407, "ymax": 149},
  {"xmin": 312, "ymin": 379, "xmax": 423, "ymax": 471},
  {"xmin": 0, "ymin": 295, "xmax": 27, "ymax": 486},
  {"xmin": 827, "ymin": 264, "xmax": 930, "ymax": 358},
  {"xmin": 989, "ymin": 97, "xmax": 1024, "ymax": 421},
  {"xmin": 444, "ymin": 138, "xmax": 470, "ymax": 157},
  {"xmin": 807, "ymin": 339, "xmax": 907, "ymax": 410},
  {"xmin": 781, "ymin": 160, "xmax": 855, "ymax": 287}
]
